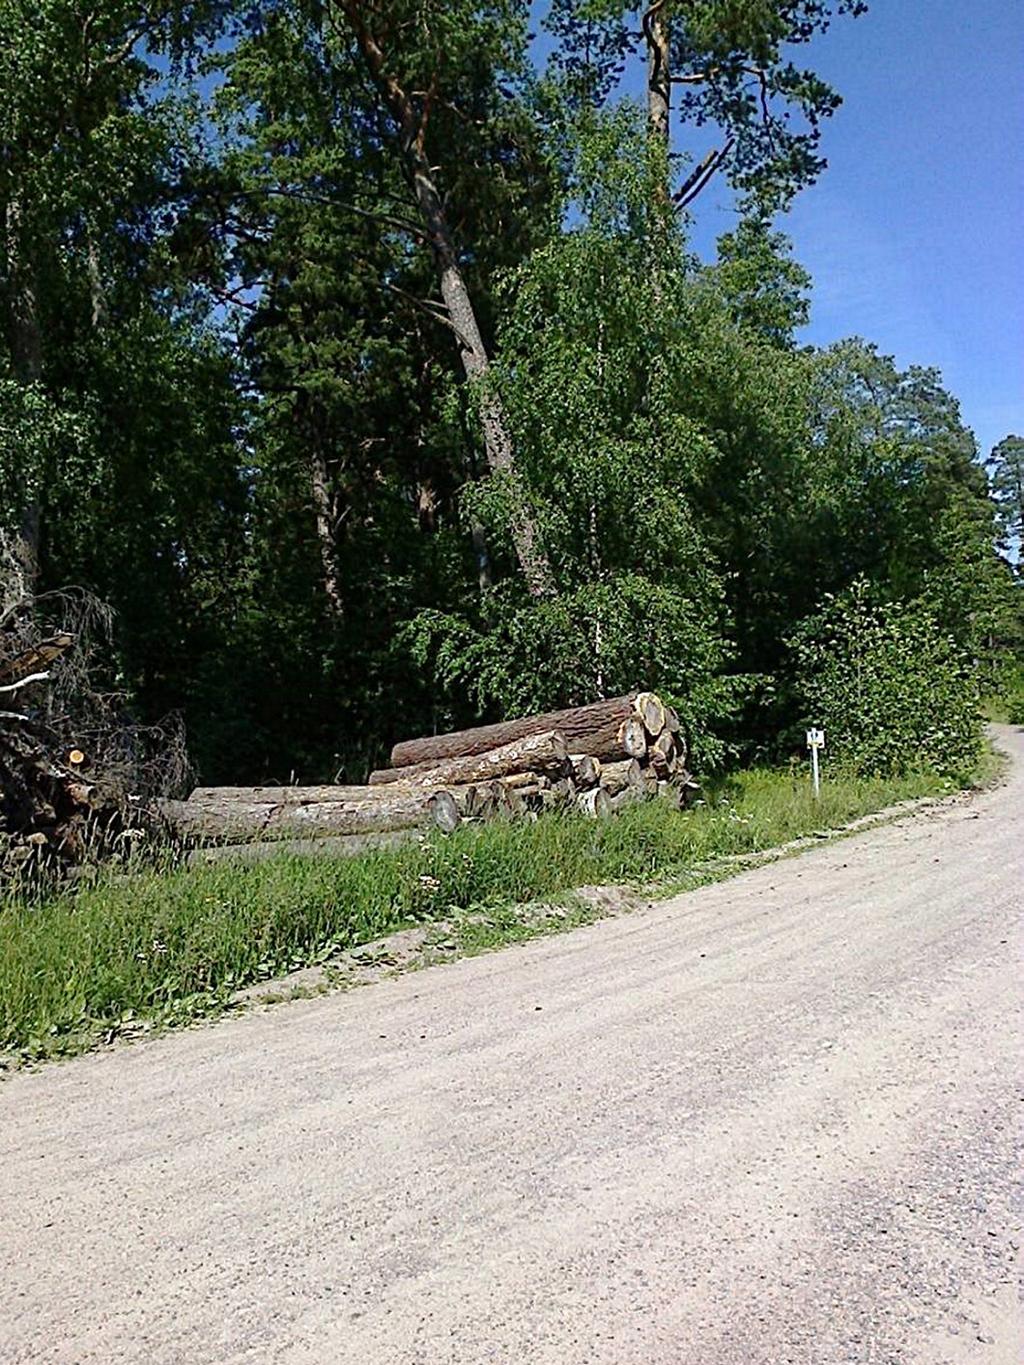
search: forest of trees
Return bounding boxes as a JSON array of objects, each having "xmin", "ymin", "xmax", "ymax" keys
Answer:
[{"xmin": 2, "ymin": 0, "xmax": 1021, "ymax": 786}]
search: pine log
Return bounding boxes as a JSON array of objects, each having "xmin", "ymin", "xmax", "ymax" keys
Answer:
[
  {"xmin": 648, "ymin": 730, "xmax": 678, "ymax": 778},
  {"xmin": 368, "ymin": 731, "xmax": 569, "ymax": 787},
  {"xmin": 664, "ymin": 705, "xmax": 681, "ymax": 734},
  {"xmin": 188, "ymin": 830, "xmax": 417, "ymax": 866},
  {"xmin": 651, "ymin": 729, "xmax": 676, "ymax": 763},
  {"xmin": 187, "ymin": 784, "xmax": 391, "ymax": 807},
  {"xmin": 389, "ymin": 694, "xmax": 653, "ymax": 769},
  {"xmin": 429, "ymin": 790, "xmax": 461, "ymax": 835},
  {"xmin": 570, "ymin": 754, "xmax": 602, "ymax": 788},
  {"xmin": 618, "ymin": 716, "xmax": 649, "ymax": 759},
  {"xmin": 164, "ymin": 788, "xmax": 460, "ymax": 842},
  {"xmin": 599, "ymin": 758, "xmax": 643, "ymax": 796},
  {"xmin": 577, "ymin": 787, "xmax": 612, "ymax": 819},
  {"xmin": 503, "ymin": 769, "xmax": 546, "ymax": 790}
]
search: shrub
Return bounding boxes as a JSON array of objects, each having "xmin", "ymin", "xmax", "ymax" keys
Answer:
[{"xmin": 789, "ymin": 580, "xmax": 981, "ymax": 777}]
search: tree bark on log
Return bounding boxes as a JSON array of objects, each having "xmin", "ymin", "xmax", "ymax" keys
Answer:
[
  {"xmin": 164, "ymin": 788, "xmax": 459, "ymax": 842},
  {"xmin": 390, "ymin": 694, "xmax": 647, "ymax": 769},
  {"xmin": 570, "ymin": 754, "xmax": 602, "ymax": 788},
  {"xmin": 577, "ymin": 787, "xmax": 612, "ymax": 819},
  {"xmin": 187, "ymin": 830, "xmax": 417, "ymax": 867},
  {"xmin": 187, "ymin": 784, "xmax": 400, "ymax": 808},
  {"xmin": 368, "ymin": 730, "xmax": 568, "ymax": 787},
  {"xmin": 600, "ymin": 758, "xmax": 643, "ymax": 795}
]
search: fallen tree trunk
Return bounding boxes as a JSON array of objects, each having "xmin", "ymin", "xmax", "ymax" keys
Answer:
[
  {"xmin": 164, "ymin": 787, "xmax": 460, "ymax": 842},
  {"xmin": 368, "ymin": 730, "xmax": 568, "ymax": 787},
  {"xmin": 187, "ymin": 829, "xmax": 417, "ymax": 867},
  {"xmin": 390, "ymin": 695, "xmax": 643, "ymax": 769},
  {"xmin": 186, "ymin": 784, "xmax": 384, "ymax": 807}
]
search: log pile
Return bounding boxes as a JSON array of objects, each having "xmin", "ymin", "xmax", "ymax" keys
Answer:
[{"xmin": 167, "ymin": 692, "xmax": 699, "ymax": 849}]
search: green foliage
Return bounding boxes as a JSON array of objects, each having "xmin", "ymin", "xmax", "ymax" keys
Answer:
[
  {"xmin": 987, "ymin": 434, "xmax": 1024, "ymax": 547},
  {"xmin": 713, "ymin": 216, "xmax": 811, "ymax": 344},
  {"xmin": 1, "ymin": 757, "xmax": 951, "ymax": 1062},
  {"xmin": 404, "ymin": 110, "xmax": 731, "ymax": 751},
  {"xmin": 789, "ymin": 581, "xmax": 982, "ymax": 778},
  {"xmin": 0, "ymin": 0, "xmax": 1013, "ymax": 791},
  {"xmin": 544, "ymin": 0, "xmax": 866, "ymax": 210},
  {"xmin": 0, "ymin": 381, "xmax": 95, "ymax": 527}
]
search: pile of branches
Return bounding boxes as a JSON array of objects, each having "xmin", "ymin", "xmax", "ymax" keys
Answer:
[
  {"xmin": 0, "ymin": 535, "xmax": 190, "ymax": 881},
  {"xmin": 167, "ymin": 692, "xmax": 698, "ymax": 849}
]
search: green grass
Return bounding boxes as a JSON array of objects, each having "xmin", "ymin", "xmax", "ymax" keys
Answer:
[{"xmin": 0, "ymin": 762, "xmax": 966, "ymax": 1063}]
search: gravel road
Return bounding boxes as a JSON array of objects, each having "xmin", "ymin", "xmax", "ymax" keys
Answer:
[{"xmin": 2, "ymin": 731, "xmax": 1022, "ymax": 1365}]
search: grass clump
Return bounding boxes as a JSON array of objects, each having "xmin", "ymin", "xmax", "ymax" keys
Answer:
[{"xmin": 0, "ymin": 762, "xmax": 961, "ymax": 1062}]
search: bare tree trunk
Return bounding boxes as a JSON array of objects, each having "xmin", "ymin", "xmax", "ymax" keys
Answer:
[
  {"xmin": 339, "ymin": 2, "xmax": 554, "ymax": 598},
  {"xmin": 86, "ymin": 227, "xmax": 106, "ymax": 330},
  {"xmin": 644, "ymin": 0, "xmax": 673, "ymax": 291},
  {"xmin": 471, "ymin": 519, "xmax": 493, "ymax": 592},
  {"xmin": 308, "ymin": 446, "xmax": 345, "ymax": 619},
  {"xmin": 645, "ymin": 0, "xmax": 672, "ymax": 153},
  {"xmin": 3, "ymin": 196, "xmax": 44, "ymax": 579}
]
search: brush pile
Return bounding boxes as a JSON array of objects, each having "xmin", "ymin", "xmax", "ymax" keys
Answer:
[
  {"xmin": 0, "ymin": 537, "xmax": 187, "ymax": 880},
  {"xmin": 168, "ymin": 692, "xmax": 698, "ymax": 848}
]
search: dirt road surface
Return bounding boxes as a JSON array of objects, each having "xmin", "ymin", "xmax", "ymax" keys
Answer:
[{"xmin": 2, "ymin": 731, "xmax": 1022, "ymax": 1365}]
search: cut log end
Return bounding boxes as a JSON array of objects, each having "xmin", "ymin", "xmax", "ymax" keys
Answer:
[
  {"xmin": 577, "ymin": 787, "xmax": 612, "ymax": 820},
  {"xmin": 617, "ymin": 716, "xmax": 648, "ymax": 759},
  {"xmin": 634, "ymin": 691, "xmax": 667, "ymax": 739},
  {"xmin": 429, "ymin": 790, "xmax": 461, "ymax": 835},
  {"xmin": 571, "ymin": 753, "xmax": 602, "ymax": 788}
]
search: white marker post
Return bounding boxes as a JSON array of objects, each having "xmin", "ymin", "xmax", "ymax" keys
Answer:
[{"xmin": 806, "ymin": 727, "xmax": 825, "ymax": 798}]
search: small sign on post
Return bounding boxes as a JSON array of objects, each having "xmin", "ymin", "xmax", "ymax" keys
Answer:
[{"xmin": 806, "ymin": 727, "xmax": 825, "ymax": 798}]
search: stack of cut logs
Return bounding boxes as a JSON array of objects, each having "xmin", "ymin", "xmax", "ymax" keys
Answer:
[{"xmin": 168, "ymin": 692, "xmax": 698, "ymax": 848}]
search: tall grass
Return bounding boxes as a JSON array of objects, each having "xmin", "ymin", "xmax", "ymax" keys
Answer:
[{"xmin": 0, "ymin": 764, "xmax": 953, "ymax": 1061}]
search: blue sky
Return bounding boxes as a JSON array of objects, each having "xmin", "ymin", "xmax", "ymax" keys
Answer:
[{"xmin": 565, "ymin": 0, "xmax": 1022, "ymax": 459}]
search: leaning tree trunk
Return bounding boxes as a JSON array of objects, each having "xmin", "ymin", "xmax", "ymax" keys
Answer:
[{"xmin": 340, "ymin": 1, "xmax": 553, "ymax": 598}]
